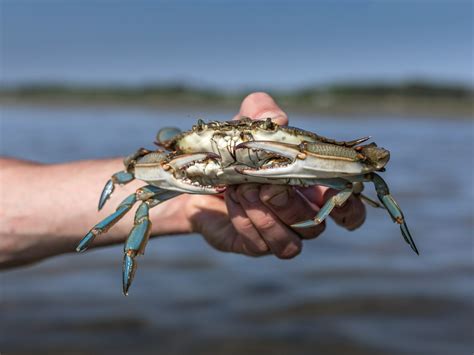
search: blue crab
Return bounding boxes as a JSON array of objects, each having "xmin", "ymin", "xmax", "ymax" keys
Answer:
[{"xmin": 77, "ymin": 118, "xmax": 418, "ymax": 295}]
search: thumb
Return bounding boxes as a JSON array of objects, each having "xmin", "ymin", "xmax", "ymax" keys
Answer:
[{"xmin": 233, "ymin": 92, "xmax": 288, "ymax": 126}]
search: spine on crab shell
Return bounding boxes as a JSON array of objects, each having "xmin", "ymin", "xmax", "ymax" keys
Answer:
[{"xmin": 317, "ymin": 135, "xmax": 371, "ymax": 148}]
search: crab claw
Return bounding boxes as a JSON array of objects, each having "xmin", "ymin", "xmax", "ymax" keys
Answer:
[
  {"xmin": 135, "ymin": 152, "xmax": 225, "ymax": 194},
  {"xmin": 167, "ymin": 152, "xmax": 226, "ymax": 193},
  {"xmin": 235, "ymin": 140, "xmax": 313, "ymax": 179},
  {"xmin": 236, "ymin": 140, "xmax": 369, "ymax": 178},
  {"xmin": 235, "ymin": 141, "xmax": 305, "ymax": 176},
  {"xmin": 167, "ymin": 152, "xmax": 219, "ymax": 170}
]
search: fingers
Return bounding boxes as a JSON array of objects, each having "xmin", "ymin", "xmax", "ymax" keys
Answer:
[
  {"xmin": 224, "ymin": 188, "xmax": 271, "ymax": 256},
  {"xmin": 225, "ymin": 184, "xmax": 302, "ymax": 259},
  {"xmin": 233, "ymin": 92, "xmax": 288, "ymax": 126},
  {"xmin": 259, "ymin": 185, "xmax": 325, "ymax": 239},
  {"xmin": 187, "ymin": 194, "xmax": 263, "ymax": 256}
]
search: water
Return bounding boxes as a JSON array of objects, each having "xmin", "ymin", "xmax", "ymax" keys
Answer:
[{"xmin": 1, "ymin": 105, "xmax": 473, "ymax": 354}]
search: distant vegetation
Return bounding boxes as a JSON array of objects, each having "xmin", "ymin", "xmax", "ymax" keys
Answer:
[{"xmin": 0, "ymin": 81, "xmax": 472, "ymax": 117}]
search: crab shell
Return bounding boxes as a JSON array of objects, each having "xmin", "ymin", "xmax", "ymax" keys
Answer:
[{"xmin": 136, "ymin": 117, "xmax": 390, "ymax": 190}]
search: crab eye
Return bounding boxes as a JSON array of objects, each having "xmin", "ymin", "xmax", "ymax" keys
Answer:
[{"xmin": 156, "ymin": 127, "xmax": 182, "ymax": 145}]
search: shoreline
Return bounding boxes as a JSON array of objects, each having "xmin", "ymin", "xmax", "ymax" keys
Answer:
[
  {"xmin": 1, "ymin": 97, "xmax": 472, "ymax": 119},
  {"xmin": 1, "ymin": 81, "xmax": 472, "ymax": 118}
]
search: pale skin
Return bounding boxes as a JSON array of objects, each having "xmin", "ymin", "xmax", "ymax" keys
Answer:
[{"xmin": 0, "ymin": 92, "xmax": 366, "ymax": 268}]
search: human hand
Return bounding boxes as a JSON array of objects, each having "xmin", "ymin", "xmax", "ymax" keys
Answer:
[{"xmin": 184, "ymin": 92, "xmax": 366, "ymax": 258}]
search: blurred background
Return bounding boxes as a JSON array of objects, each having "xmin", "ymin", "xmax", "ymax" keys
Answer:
[{"xmin": 1, "ymin": 1, "xmax": 473, "ymax": 354}]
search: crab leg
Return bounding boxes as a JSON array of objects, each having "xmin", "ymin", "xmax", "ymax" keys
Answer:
[
  {"xmin": 235, "ymin": 141, "xmax": 416, "ymax": 253},
  {"xmin": 368, "ymin": 173, "xmax": 419, "ymax": 255},
  {"xmin": 77, "ymin": 193, "xmax": 138, "ymax": 252},
  {"xmin": 352, "ymin": 181, "xmax": 385, "ymax": 209},
  {"xmin": 359, "ymin": 193, "xmax": 385, "ymax": 209},
  {"xmin": 98, "ymin": 148, "xmax": 151, "ymax": 210},
  {"xmin": 122, "ymin": 188, "xmax": 181, "ymax": 295},
  {"xmin": 123, "ymin": 202, "xmax": 150, "ymax": 294},
  {"xmin": 348, "ymin": 173, "xmax": 418, "ymax": 254},
  {"xmin": 292, "ymin": 179, "xmax": 354, "ymax": 228},
  {"xmin": 77, "ymin": 185, "xmax": 180, "ymax": 254},
  {"xmin": 98, "ymin": 171, "xmax": 135, "ymax": 210}
]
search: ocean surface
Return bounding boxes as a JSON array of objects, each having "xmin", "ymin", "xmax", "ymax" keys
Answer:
[{"xmin": 1, "ymin": 105, "xmax": 473, "ymax": 355}]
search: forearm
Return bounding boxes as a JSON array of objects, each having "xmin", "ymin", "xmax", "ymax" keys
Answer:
[{"xmin": 0, "ymin": 157, "xmax": 192, "ymax": 267}]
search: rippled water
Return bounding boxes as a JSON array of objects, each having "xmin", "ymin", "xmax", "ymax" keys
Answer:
[{"xmin": 1, "ymin": 105, "xmax": 473, "ymax": 355}]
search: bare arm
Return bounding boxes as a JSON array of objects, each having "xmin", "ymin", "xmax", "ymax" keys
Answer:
[{"xmin": 0, "ymin": 157, "xmax": 193, "ymax": 267}]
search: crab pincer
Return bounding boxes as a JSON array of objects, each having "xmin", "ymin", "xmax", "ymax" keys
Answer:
[{"xmin": 134, "ymin": 151, "xmax": 225, "ymax": 194}]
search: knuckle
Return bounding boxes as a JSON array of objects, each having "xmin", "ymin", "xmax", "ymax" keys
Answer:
[
  {"xmin": 255, "ymin": 215, "xmax": 277, "ymax": 233},
  {"xmin": 259, "ymin": 185, "xmax": 287, "ymax": 203},
  {"xmin": 235, "ymin": 217, "xmax": 256, "ymax": 234},
  {"xmin": 282, "ymin": 208, "xmax": 307, "ymax": 224}
]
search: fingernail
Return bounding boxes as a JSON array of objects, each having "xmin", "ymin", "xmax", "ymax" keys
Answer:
[
  {"xmin": 268, "ymin": 189, "xmax": 289, "ymax": 207},
  {"xmin": 242, "ymin": 187, "xmax": 260, "ymax": 203}
]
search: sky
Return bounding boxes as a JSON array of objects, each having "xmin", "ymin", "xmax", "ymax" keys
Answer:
[{"xmin": 1, "ymin": 0, "xmax": 473, "ymax": 90}]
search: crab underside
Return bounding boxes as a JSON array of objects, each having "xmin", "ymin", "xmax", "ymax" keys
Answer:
[{"xmin": 77, "ymin": 118, "xmax": 418, "ymax": 295}]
